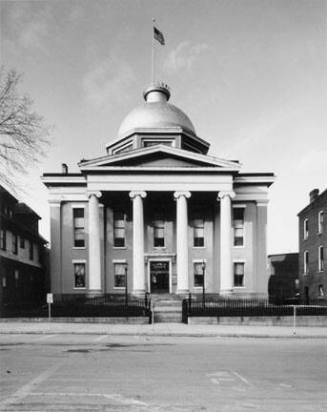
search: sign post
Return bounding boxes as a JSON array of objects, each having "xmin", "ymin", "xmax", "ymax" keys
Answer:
[
  {"xmin": 47, "ymin": 293, "xmax": 53, "ymax": 321},
  {"xmin": 293, "ymin": 305, "xmax": 297, "ymax": 335}
]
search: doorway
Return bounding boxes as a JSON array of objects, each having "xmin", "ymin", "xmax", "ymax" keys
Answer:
[{"xmin": 150, "ymin": 261, "xmax": 170, "ymax": 293}]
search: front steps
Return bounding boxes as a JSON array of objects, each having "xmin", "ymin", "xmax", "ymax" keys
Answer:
[{"xmin": 151, "ymin": 294, "xmax": 183, "ymax": 323}]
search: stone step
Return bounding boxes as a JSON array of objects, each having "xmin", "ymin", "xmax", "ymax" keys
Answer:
[
  {"xmin": 153, "ymin": 312, "xmax": 183, "ymax": 323},
  {"xmin": 153, "ymin": 306, "xmax": 181, "ymax": 313},
  {"xmin": 153, "ymin": 301, "xmax": 182, "ymax": 308}
]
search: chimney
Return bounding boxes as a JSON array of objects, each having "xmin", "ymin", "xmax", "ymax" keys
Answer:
[
  {"xmin": 309, "ymin": 188, "xmax": 319, "ymax": 203},
  {"xmin": 61, "ymin": 163, "xmax": 68, "ymax": 174}
]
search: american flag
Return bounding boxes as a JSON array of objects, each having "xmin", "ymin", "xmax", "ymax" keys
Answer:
[{"xmin": 154, "ymin": 26, "xmax": 165, "ymax": 45}]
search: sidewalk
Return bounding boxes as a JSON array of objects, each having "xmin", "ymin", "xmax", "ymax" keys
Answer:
[{"xmin": 1, "ymin": 320, "xmax": 327, "ymax": 338}]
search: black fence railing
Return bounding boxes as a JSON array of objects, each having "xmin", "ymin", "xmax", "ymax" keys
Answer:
[
  {"xmin": 182, "ymin": 294, "xmax": 327, "ymax": 323},
  {"xmin": 2, "ymin": 293, "xmax": 152, "ymax": 322}
]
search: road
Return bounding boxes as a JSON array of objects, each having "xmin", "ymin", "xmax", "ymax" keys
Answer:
[{"xmin": 0, "ymin": 334, "xmax": 326, "ymax": 411}]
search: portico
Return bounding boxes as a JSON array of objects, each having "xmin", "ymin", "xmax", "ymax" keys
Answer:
[{"xmin": 85, "ymin": 188, "xmax": 236, "ymax": 295}]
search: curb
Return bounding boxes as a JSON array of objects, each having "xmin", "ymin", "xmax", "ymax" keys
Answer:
[{"xmin": 1, "ymin": 330, "xmax": 327, "ymax": 339}]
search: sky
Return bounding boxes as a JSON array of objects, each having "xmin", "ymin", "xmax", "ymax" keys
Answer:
[{"xmin": 1, "ymin": 0, "xmax": 326, "ymax": 254}]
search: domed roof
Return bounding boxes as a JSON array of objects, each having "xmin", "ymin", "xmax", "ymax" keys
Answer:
[{"xmin": 118, "ymin": 83, "xmax": 196, "ymax": 137}]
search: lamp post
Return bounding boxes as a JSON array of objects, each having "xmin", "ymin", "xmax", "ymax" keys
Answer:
[
  {"xmin": 125, "ymin": 263, "xmax": 128, "ymax": 307},
  {"xmin": 202, "ymin": 259, "xmax": 206, "ymax": 309}
]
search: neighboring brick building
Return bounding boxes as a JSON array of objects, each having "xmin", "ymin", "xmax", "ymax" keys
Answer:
[
  {"xmin": 0, "ymin": 185, "xmax": 48, "ymax": 315},
  {"xmin": 268, "ymin": 253, "xmax": 299, "ymax": 304},
  {"xmin": 298, "ymin": 189, "xmax": 327, "ymax": 304}
]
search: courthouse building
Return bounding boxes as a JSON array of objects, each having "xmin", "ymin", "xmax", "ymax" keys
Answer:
[{"xmin": 42, "ymin": 83, "xmax": 274, "ymax": 298}]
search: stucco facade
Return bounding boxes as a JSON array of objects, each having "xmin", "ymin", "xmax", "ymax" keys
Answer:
[{"xmin": 42, "ymin": 83, "xmax": 274, "ymax": 298}]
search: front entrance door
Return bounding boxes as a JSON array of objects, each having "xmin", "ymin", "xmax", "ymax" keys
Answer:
[{"xmin": 150, "ymin": 261, "xmax": 169, "ymax": 293}]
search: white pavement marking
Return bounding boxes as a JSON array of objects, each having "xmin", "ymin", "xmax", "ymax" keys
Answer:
[
  {"xmin": 207, "ymin": 370, "xmax": 252, "ymax": 388},
  {"xmin": 34, "ymin": 334, "xmax": 57, "ymax": 341},
  {"xmin": 280, "ymin": 383, "xmax": 293, "ymax": 388},
  {"xmin": 94, "ymin": 335, "xmax": 107, "ymax": 342},
  {"xmin": 30, "ymin": 392, "xmax": 148, "ymax": 406},
  {"xmin": 232, "ymin": 370, "xmax": 251, "ymax": 386},
  {"xmin": 0, "ymin": 361, "xmax": 64, "ymax": 409}
]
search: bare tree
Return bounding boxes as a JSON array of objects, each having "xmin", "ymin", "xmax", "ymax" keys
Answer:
[{"xmin": 0, "ymin": 68, "xmax": 50, "ymax": 190}]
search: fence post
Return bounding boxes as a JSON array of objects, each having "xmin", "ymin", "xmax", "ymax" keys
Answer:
[{"xmin": 293, "ymin": 305, "xmax": 296, "ymax": 335}]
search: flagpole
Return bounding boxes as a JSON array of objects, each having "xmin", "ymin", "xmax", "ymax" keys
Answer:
[{"xmin": 152, "ymin": 18, "xmax": 155, "ymax": 84}]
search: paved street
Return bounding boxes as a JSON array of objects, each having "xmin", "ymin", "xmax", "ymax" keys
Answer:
[{"xmin": 0, "ymin": 334, "xmax": 326, "ymax": 411}]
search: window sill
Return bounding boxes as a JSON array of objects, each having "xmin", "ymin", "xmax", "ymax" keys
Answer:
[
  {"xmin": 113, "ymin": 247, "xmax": 127, "ymax": 250},
  {"xmin": 73, "ymin": 287, "xmax": 86, "ymax": 290},
  {"xmin": 153, "ymin": 246, "xmax": 166, "ymax": 250},
  {"xmin": 72, "ymin": 247, "xmax": 86, "ymax": 250},
  {"xmin": 192, "ymin": 246, "xmax": 206, "ymax": 249},
  {"xmin": 113, "ymin": 287, "xmax": 126, "ymax": 290},
  {"xmin": 233, "ymin": 286, "xmax": 245, "ymax": 289},
  {"xmin": 233, "ymin": 245, "xmax": 245, "ymax": 249}
]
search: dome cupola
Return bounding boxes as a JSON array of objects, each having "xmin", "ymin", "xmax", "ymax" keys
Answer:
[
  {"xmin": 117, "ymin": 82, "xmax": 196, "ymax": 138},
  {"xmin": 106, "ymin": 82, "xmax": 210, "ymax": 156}
]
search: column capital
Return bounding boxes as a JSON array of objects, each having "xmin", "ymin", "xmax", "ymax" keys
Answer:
[
  {"xmin": 217, "ymin": 190, "xmax": 235, "ymax": 201},
  {"xmin": 256, "ymin": 200, "xmax": 269, "ymax": 206},
  {"xmin": 174, "ymin": 191, "xmax": 191, "ymax": 200},
  {"xmin": 88, "ymin": 191, "xmax": 102, "ymax": 199},
  {"xmin": 129, "ymin": 191, "xmax": 147, "ymax": 200}
]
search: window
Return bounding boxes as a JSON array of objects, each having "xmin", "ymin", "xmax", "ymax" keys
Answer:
[
  {"xmin": 12, "ymin": 234, "xmax": 18, "ymax": 255},
  {"xmin": 304, "ymin": 218, "xmax": 309, "ymax": 240},
  {"xmin": 113, "ymin": 211, "xmax": 126, "ymax": 247},
  {"xmin": 318, "ymin": 211, "xmax": 324, "ymax": 234},
  {"xmin": 234, "ymin": 262, "xmax": 245, "ymax": 287},
  {"xmin": 73, "ymin": 208, "xmax": 85, "ymax": 247},
  {"xmin": 153, "ymin": 219, "xmax": 165, "ymax": 247},
  {"xmin": 319, "ymin": 285, "xmax": 324, "ymax": 297},
  {"xmin": 114, "ymin": 262, "xmax": 127, "ymax": 287},
  {"xmin": 20, "ymin": 237, "xmax": 25, "ymax": 249},
  {"xmin": 0, "ymin": 229, "xmax": 6, "ymax": 250},
  {"xmin": 2, "ymin": 276, "xmax": 7, "ymax": 288},
  {"xmin": 193, "ymin": 262, "xmax": 204, "ymax": 287},
  {"xmin": 14, "ymin": 269, "xmax": 19, "ymax": 287},
  {"xmin": 233, "ymin": 208, "xmax": 245, "ymax": 246},
  {"xmin": 319, "ymin": 246, "xmax": 324, "ymax": 272},
  {"xmin": 304, "ymin": 251, "xmax": 309, "ymax": 275},
  {"xmin": 113, "ymin": 143, "xmax": 133, "ymax": 155},
  {"xmin": 29, "ymin": 240, "xmax": 34, "ymax": 260},
  {"xmin": 143, "ymin": 140, "xmax": 172, "ymax": 148},
  {"xmin": 74, "ymin": 263, "xmax": 86, "ymax": 288},
  {"xmin": 193, "ymin": 218, "xmax": 204, "ymax": 247}
]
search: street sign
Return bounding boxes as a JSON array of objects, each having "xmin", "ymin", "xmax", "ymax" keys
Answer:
[{"xmin": 46, "ymin": 293, "xmax": 53, "ymax": 304}]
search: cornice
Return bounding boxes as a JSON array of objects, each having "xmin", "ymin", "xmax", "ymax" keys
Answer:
[{"xmin": 79, "ymin": 145, "xmax": 241, "ymax": 171}]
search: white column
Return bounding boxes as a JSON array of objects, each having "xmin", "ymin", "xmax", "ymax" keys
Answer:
[
  {"xmin": 129, "ymin": 191, "xmax": 147, "ymax": 294},
  {"xmin": 88, "ymin": 192, "xmax": 102, "ymax": 292},
  {"xmin": 218, "ymin": 191, "xmax": 235, "ymax": 294},
  {"xmin": 174, "ymin": 191, "xmax": 191, "ymax": 294}
]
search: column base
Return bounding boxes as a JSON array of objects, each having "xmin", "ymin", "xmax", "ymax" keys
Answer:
[
  {"xmin": 219, "ymin": 289, "xmax": 233, "ymax": 296},
  {"xmin": 132, "ymin": 289, "xmax": 146, "ymax": 297},
  {"xmin": 176, "ymin": 289, "xmax": 189, "ymax": 295},
  {"xmin": 87, "ymin": 290, "xmax": 103, "ymax": 298}
]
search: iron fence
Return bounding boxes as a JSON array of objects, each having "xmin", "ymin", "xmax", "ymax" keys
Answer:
[
  {"xmin": 2, "ymin": 293, "xmax": 152, "ymax": 321},
  {"xmin": 182, "ymin": 294, "xmax": 327, "ymax": 322}
]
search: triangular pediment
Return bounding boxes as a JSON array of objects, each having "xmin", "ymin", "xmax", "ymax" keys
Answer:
[{"xmin": 79, "ymin": 145, "xmax": 241, "ymax": 171}]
